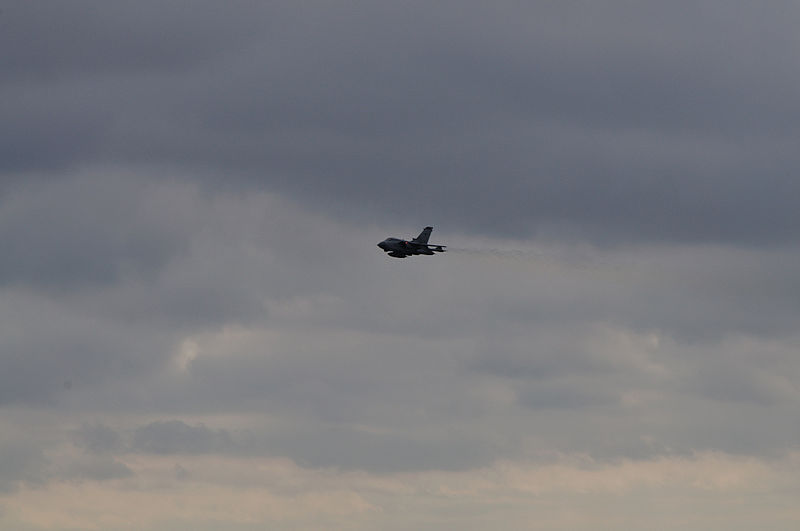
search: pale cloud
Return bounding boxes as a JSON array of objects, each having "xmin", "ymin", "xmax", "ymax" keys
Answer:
[{"xmin": 3, "ymin": 452, "xmax": 799, "ymax": 530}]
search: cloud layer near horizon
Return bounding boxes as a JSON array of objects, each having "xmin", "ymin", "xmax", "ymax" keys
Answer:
[{"xmin": 2, "ymin": 2, "xmax": 800, "ymax": 529}]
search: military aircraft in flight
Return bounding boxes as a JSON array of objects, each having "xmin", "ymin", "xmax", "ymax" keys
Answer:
[{"xmin": 377, "ymin": 226, "xmax": 446, "ymax": 258}]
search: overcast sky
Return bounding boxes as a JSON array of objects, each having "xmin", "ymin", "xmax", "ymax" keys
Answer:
[{"xmin": 2, "ymin": 2, "xmax": 800, "ymax": 529}]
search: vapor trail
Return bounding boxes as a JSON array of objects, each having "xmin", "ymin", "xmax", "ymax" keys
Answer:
[
  {"xmin": 447, "ymin": 247, "xmax": 623, "ymax": 271},
  {"xmin": 447, "ymin": 247, "xmax": 548, "ymax": 259}
]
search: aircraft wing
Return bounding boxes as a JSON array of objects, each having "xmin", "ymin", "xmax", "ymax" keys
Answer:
[
  {"xmin": 406, "ymin": 242, "xmax": 446, "ymax": 247},
  {"xmin": 406, "ymin": 242, "xmax": 446, "ymax": 251}
]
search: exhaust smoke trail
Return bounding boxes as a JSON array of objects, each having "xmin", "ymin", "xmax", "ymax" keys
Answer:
[
  {"xmin": 448, "ymin": 247, "xmax": 548, "ymax": 261},
  {"xmin": 447, "ymin": 247, "xmax": 623, "ymax": 271}
]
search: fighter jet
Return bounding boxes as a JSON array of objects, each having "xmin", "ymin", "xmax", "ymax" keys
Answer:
[{"xmin": 377, "ymin": 226, "xmax": 446, "ymax": 258}]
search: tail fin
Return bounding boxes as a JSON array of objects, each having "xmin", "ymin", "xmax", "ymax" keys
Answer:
[{"xmin": 412, "ymin": 226, "xmax": 433, "ymax": 244}]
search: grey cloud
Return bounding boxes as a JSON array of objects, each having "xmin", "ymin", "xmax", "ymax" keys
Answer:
[
  {"xmin": 0, "ymin": 1, "xmax": 268, "ymax": 82},
  {"xmin": 0, "ymin": 96, "xmax": 109, "ymax": 173},
  {"xmin": 0, "ymin": 0, "xmax": 270, "ymax": 174},
  {"xmin": 17, "ymin": 195, "xmax": 793, "ymax": 468},
  {"xmin": 4, "ymin": 3, "xmax": 800, "ymax": 242},
  {"xmin": 2, "ymin": 0, "xmax": 800, "ymax": 487},
  {"xmin": 0, "ymin": 175, "xmax": 367, "ymax": 406},
  {"xmin": 60, "ymin": 455, "xmax": 133, "ymax": 482},
  {"xmin": 255, "ymin": 424, "xmax": 495, "ymax": 473},
  {"xmin": 157, "ymin": 242, "xmax": 800, "ymax": 462},
  {"xmin": 2, "ymin": 199, "xmax": 795, "ymax": 472},
  {"xmin": 0, "ymin": 291, "xmax": 175, "ymax": 406},
  {"xmin": 73, "ymin": 422, "xmax": 124, "ymax": 454},
  {"xmin": 105, "ymin": 417, "xmax": 496, "ymax": 473},
  {"xmin": 0, "ymin": 439, "xmax": 48, "ymax": 492},
  {"xmin": 516, "ymin": 382, "xmax": 616, "ymax": 410},
  {"xmin": 73, "ymin": 417, "xmax": 494, "ymax": 474},
  {"xmin": 75, "ymin": 419, "xmax": 237, "ymax": 460},
  {"xmin": 132, "ymin": 420, "xmax": 234, "ymax": 455},
  {"xmin": 0, "ymin": 174, "xmax": 195, "ymax": 290}
]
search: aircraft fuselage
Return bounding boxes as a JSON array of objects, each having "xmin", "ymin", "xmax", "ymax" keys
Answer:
[{"xmin": 377, "ymin": 227, "xmax": 446, "ymax": 258}]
